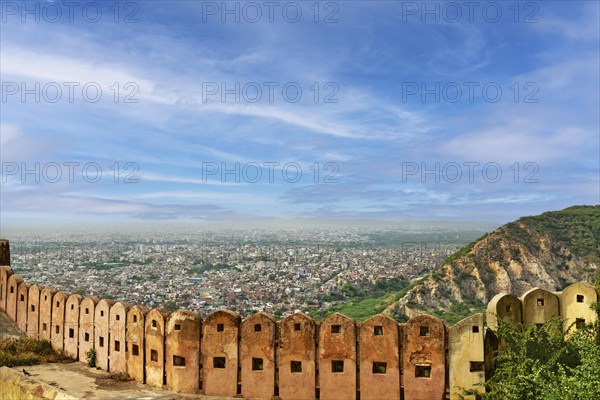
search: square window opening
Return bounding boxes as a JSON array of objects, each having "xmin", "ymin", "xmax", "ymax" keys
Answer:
[
  {"xmin": 116, "ymin": 314, "xmax": 120, "ymax": 321},
  {"xmin": 374, "ymin": 326, "xmax": 383, "ymax": 336},
  {"xmin": 174, "ymin": 324, "xmax": 181, "ymax": 331},
  {"xmin": 372, "ymin": 362, "xmax": 387, "ymax": 374},
  {"xmin": 173, "ymin": 355, "xmax": 186, "ymax": 366},
  {"xmin": 69, "ymin": 328, "xmax": 74, "ymax": 338},
  {"xmin": 114, "ymin": 340, "xmax": 120, "ymax": 352},
  {"xmin": 294, "ymin": 323, "xmax": 301, "ymax": 331},
  {"xmin": 30, "ymin": 305, "xmax": 35, "ymax": 312},
  {"xmin": 577, "ymin": 294, "xmax": 584, "ymax": 303},
  {"xmin": 332, "ymin": 360, "xmax": 344, "ymax": 373},
  {"xmin": 152, "ymin": 319, "xmax": 157, "ymax": 329},
  {"xmin": 84, "ymin": 332, "xmax": 90, "ymax": 342},
  {"xmin": 415, "ymin": 365, "xmax": 431, "ymax": 378},
  {"xmin": 252, "ymin": 357, "xmax": 264, "ymax": 371},
  {"xmin": 472, "ymin": 326, "xmax": 480, "ymax": 333},
  {"xmin": 537, "ymin": 298, "xmax": 545, "ymax": 306},
  {"xmin": 55, "ymin": 325, "xmax": 60, "ymax": 334},
  {"xmin": 42, "ymin": 323, "xmax": 47, "ymax": 331},
  {"xmin": 470, "ymin": 361, "xmax": 484, "ymax": 372},
  {"xmin": 20, "ymin": 294, "xmax": 24, "ymax": 301},
  {"xmin": 217, "ymin": 323, "xmax": 224, "ymax": 332},
  {"xmin": 331, "ymin": 325, "xmax": 341, "ymax": 333},
  {"xmin": 213, "ymin": 357, "xmax": 226, "ymax": 368},
  {"xmin": 291, "ymin": 361, "xmax": 302, "ymax": 373},
  {"xmin": 150, "ymin": 349, "xmax": 158, "ymax": 362},
  {"xmin": 132, "ymin": 344, "xmax": 139, "ymax": 356},
  {"xmin": 420, "ymin": 326, "xmax": 430, "ymax": 337},
  {"xmin": 254, "ymin": 323, "xmax": 262, "ymax": 332}
]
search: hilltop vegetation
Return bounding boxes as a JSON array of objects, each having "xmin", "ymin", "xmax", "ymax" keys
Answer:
[
  {"xmin": 308, "ymin": 278, "xmax": 418, "ymax": 321},
  {"xmin": 393, "ymin": 205, "xmax": 599, "ymax": 323}
]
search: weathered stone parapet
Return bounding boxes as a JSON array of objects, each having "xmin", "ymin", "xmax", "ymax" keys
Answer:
[
  {"xmin": 26, "ymin": 284, "xmax": 41, "ymax": 338},
  {"xmin": 359, "ymin": 314, "xmax": 401, "ymax": 400},
  {"xmin": 145, "ymin": 307, "xmax": 169, "ymax": 388},
  {"xmin": 64, "ymin": 294, "xmax": 82, "ymax": 359},
  {"xmin": 6, "ymin": 274, "xmax": 23, "ymax": 322},
  {"xmin": 165, "ymin": 310, "xmax": 201, "ymax": 393},
  {"xmin": 16, "ymin": 281, "xmax": 32, "ymax": 333},
  {"xmin": 0, "ymin": 266, "xmax": 14, "ymax": 312},
  {"xmin": 318, "ymin": 312, "xmax": 357, "ymax": 400},
  {"xmin": 520, "ymin": 288, "xmax": 560, "ymax": 327},
  {"xmin": 402, "ymin": 314, "xmax": 446, "ymax": 400},
  {"xmin": 51, "ymin": 292, "xmax": 69, "ymax": 352},
  {"xmin": 201, "ymin": 309, "xmax": 241, "ymax": 398},
  {"xmin": 78, "ymin": 296, "xmax": 98, "ymax": 364},
  {"xmin": 109, "ymin": 302, "xmax": 130, "ymax": 373},
  {"xmin": 277, "ymin": 312, "xmax": 316, "ymax": 400},
  {"xmin": 38, "ymin": 287, "xmax": 57, "ymax": 341},
  {"xmin": 240, "ymin": 312, "xmax": 276, "ymax": 399},
  {"xmin": 94, "ymin": 299, "xmax": 115, "ymax": 370},
  {"xmin": 126, "ymin": 304, "xmax": 148, "ymax": 383},
  {"xmin": 449, "ymin": 314, "xmax": 485, "ymax": 400}
]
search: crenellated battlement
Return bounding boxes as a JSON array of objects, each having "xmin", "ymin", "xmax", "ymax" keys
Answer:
[{"xmin": 0, "ymin": 239, "xmax": 597, "ymax": 400}]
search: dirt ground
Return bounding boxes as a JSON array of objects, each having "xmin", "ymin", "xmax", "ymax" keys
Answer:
[{"xmin": 13, "ymin": 362, "xmax": 239, "ymax": 399}]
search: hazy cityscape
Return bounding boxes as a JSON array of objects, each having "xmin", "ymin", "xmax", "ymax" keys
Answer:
[{"xmin": 6, "ymin": 226, "xmax": 484, "ymax": 319}]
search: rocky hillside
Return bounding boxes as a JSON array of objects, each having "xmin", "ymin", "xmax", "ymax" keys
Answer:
[{"xmin": 394, "ymin": 205, "xmax": 600, "ymax": 323}]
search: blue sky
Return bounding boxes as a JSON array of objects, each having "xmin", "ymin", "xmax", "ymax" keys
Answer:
[{"xmin": 1, "ymin": 0, "xmax": 598, "ymax": 227}]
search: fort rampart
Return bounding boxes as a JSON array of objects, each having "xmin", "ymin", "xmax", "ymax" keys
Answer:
[{"xmin": 0, "ymin": 239, "xmax": 597, "ymax": 400}]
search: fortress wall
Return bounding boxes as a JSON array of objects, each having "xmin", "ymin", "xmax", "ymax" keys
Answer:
[
  {"xmin": 165, "ymin": 310, "xmax": 201, "ymax": 393},
  {"xmin": 449, "ymin": 314, "xmax": 485, "ymax": 400},
  {"xmin": 402, "ymin": 314, "xmax": 446, "ymax": 400},
  {"xmin": 64, "ymin": 295, "xmax": 82, "ymax": 359},
  {"xmin": 26, "ymin": 284, "xmax": 41, "ymax": 338},
  {"xmin": 6, "ymin": 274, "xmax": 23, "ymax": 321},
  {"xmin": 94, "ymin": 299, "xmax": 114, "ymax": 371},
  {"xmin": 1, "ymin": 235, "xmax": 596, "ymax": 400},
  {"xmin": 240, "ymin": 312, "xmax": 276, "ymax": 399},
  {"xmin": 359, "ymin": 314, "xmax": 401, "ymax": 400},
  {"xmin": 109, "ymin": 302, "xmax": 129, "ymax": 373},
  {"xmin": 486, "ymin": 293, "xmax": 522, "ymax": 331},
  {"xmin": 16, "ymin": 281, "xmax": 32, "ymax": 332},
  {"xmin": 2, "ymin": 277, "xmax": 597, "ymax": 400},
  {"xmin": 78, "ymin": 296, "xmax": 98, "ymax": 363},
  {"xmin": 38, "ymin": 288, "xmax": 56, "ymax": 341},
  {"xmin": 521, "ymin": 288, "xmax": 560, "ymax": 326},
  {"xmin": 50, "ymin": 292, "xmax": 68, "ymax": 352},
  {"xmin": 277, "ymin": 313, "xmax": 317, "ymax": 400},
  {"xmin": 145, "ymin": 308, "xmax": 169, "ymax": 388},
  {"xmin": 560, "ymin": 282, "xmax": 598, "ymax": 332},
  {"xmin": 318, "ymin": 312, "xmax": 357, "ymax": 400},
  {"xmin": 126, "ymin": 305, "xmax": 148, "ymax": 383},
  {"xmin": 0, "ymin": 266, "xmax": 13, "ymax": 312},
  {"xmin": 201, "ymin": 309, "xmax": 241, "ymax": 397}
]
